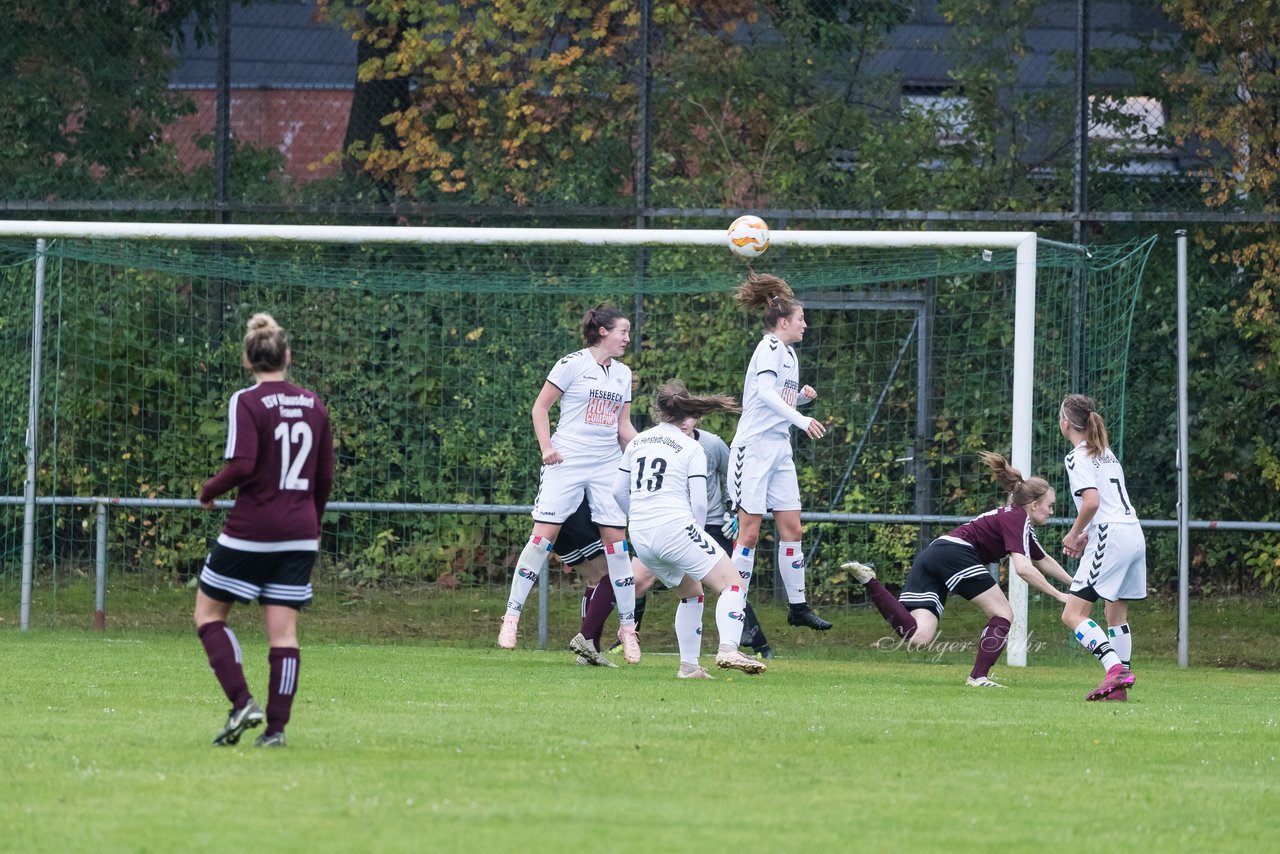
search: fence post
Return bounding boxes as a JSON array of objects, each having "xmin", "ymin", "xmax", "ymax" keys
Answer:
[
  {"xmin": 19, "ymin": 239, "xmax": 48, "ymax": 632},
  {"xmin": 95, "ymin": 502, "xmax": 108, "ymax": 631},
  {"xmin": 1176, "ymin": 229, "xmax": 1189, "ymax": 667}
]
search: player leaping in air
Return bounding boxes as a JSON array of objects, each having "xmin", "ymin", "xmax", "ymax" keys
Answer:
[
  {"xmin": 614, "ymin": 380, "xmax": 764, "ymax": 676},
  {"xmin": 498, "ymin": 303, "xmax": 640, "ymax": 661},
  {"xmin": 727, "ymin": 273, "xmax": 832, "ymax": 633}
]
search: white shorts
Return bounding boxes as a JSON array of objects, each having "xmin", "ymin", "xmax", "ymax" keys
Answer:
[
  {"xmin": 531, "ymin": 453, "xmax": 626, "ymax": 527},
  {"xmin": 727, "ymin": 436, "xmax": 801, "ymax": 515},
  {"xmin": 629, "ymin": 523, "xmax": 726, "ymax": 589},
  {"xmin": 1069, "ymin": 521, "xmax": 1147, "ymax": 601}
]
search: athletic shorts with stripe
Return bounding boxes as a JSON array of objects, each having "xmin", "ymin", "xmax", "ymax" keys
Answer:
[
  {"xmin": 1068, "ymin": 521, "xmax": 1147, "ymax": 603},
  {"xmin": 727, "ymin": 436, "xmax": 801, "ymax": 515},
  {"xmin": 899, "ymin": 538, "xmax": 997, "ymax": 618},
  {"xmin": 199, "ymin": 542, "xmax": 316, "ymax": 609},
  {"xmin": 552, "ymin": 498, "xmax": 605, "ymax": 568},
  {"xmin": 532, "ymin": 454, "xmax": 626, "ymax": 527},
  {"xmin": 628, "ymin": 524, "xmax": 727, "ymax": 590}
]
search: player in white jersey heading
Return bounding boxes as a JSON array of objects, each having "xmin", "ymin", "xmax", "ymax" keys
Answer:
[
  {"xmin": 727, "ymin": 273, "xmax": 831, "ymax": 631},
  {"xmin": 499, "ymin": 304, "xmax": 640, "ymax": 660},
  {"xmin": 1058, "ymin": 393, "xmax": 1145, "ymax": 701},
  {"xmin": 614, "ymin": 380, "xmax": 764, "ymax": 676}
]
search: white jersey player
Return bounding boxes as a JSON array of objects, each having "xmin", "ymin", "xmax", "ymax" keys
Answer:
[
  {"xmin": 611, "ymin": 381, "xmax": 765, "ymax": 677},
  {"xmin": 725, "ymin": 272, "xmax": 831, "ymax": 632},
  {"xmin": 1058, "ymin": 393, "xmax": 1146, "ymax": 702},
  {"xmin": 499, "ymin": 304, "xmax": 639, "ymax": 657}
]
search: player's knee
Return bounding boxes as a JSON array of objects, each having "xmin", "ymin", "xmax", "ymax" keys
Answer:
[
  {"xmin": 906, "ymin": 625, "xmax": 935, "ymax": 647},
  {"xmin": 1059, "ymin": 606, "xmax": 1082, "ymax": 629}
]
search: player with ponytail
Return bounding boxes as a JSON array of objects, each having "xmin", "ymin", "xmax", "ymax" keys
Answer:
[
  {"xmin": 841, "ymin": 452, "xmax": 1071, "ymax": 687},
  {"xmin": 727, "ymin": 273, "xmax": 832, "ymax": 634},
  {"xmin": 609, "ymin": 380, "xmax": 765, "ymax": 676},
  {"xmin": 1059, "ymin": 394, "xmax": 1146, "ymax": 701}
]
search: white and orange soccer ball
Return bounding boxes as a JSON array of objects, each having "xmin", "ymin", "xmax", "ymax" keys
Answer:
[{"xmin": 727, "ymin": 215, "xmax": 769, "ymax": 258}]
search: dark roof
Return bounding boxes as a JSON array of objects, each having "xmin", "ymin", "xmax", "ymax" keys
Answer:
[
  {"xmin": 168, "ymin": 0, "xmax": 1174, "ymax": 92},
  {"xmin": 170, "ymin": 1, "xmax": 355, "ymax": 89}
]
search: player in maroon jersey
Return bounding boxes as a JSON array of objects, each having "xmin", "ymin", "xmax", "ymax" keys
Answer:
[
  {"xmin": 194, "ymin": 313, "xmax": 334, "ymax": 747},
  {"xmin": 843, "ymin": 452, "xmax": 1072, "ymax": 687}
]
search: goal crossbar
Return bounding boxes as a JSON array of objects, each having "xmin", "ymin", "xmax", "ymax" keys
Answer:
[{"xmin": 0, "ymin": 219, "xmax": 1035, "ymax": 249}]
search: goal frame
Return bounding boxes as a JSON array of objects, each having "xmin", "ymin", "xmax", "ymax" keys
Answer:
[{"xmin": 1, "ymin": 220, "xmax": 1043, "ymax": 663}]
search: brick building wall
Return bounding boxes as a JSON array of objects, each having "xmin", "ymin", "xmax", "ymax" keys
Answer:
[{"xmin": 166, "ymin": 88, "xmax": 353, "ymax": 182}]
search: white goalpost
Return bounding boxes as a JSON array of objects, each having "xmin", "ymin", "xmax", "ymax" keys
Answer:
[{"xmin": 1, "ymin": 219, "xmax": 1042, "ymax": 661}]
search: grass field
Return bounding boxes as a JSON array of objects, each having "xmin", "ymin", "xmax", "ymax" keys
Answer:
[{"xmin": 2, "ymin": 621, "xmax": 1277, "ymax": 852}]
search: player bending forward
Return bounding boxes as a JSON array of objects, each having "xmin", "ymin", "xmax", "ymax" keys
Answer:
[
  {"xmin": 842, "ymin": 452, "xmax": 1070, "ymax": 687},
  {"xmin": 614, "ymin": 381, "xmax": 764, "ymax": 677}
]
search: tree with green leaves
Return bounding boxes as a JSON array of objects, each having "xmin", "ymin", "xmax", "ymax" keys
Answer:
[
  {"xmin": 1158, "ymin": 0, "xmax": 1280, "ymax": 585},
  {"xmin": 0, "ymin": 0, "xmax": 219, "ymax": 198},
  {"xmin": 317, "ymin": 0, "xmax": 759, "ymax": 204}
]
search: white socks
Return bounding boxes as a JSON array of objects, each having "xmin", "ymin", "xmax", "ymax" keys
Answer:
[
  {"xmin": 675, "ymin": 595, "xmax": 704, "ymax": 666},
  {"xmin": 715, "ymin": 584, "xmax": 747, "ymax": 651},
  {"xmin": 505, "ymin": 535, "xmax": 553, "ymax": 618},
  {"xmin": 605, "ymin": 540, "xmax": 637, "ymax": 624},
  {"xmin": 1073, "ymin": 618, "xmax": 1122, "ymax": 671},
  {"xmin": 778, "ymin": 540, "xmax": 807, "ymax": 604},
  {"xmin": 1108, "ymin": 622, "xmax": 1132, "ymax": 669},
  {"xmin": 731, "ymin": 544, "xmax": 755, "ymax": 598}
]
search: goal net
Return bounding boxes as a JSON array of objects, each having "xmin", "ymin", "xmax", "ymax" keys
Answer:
[{"xmin": 0, "ymin": 223, "xmax": 1155, "ymax": 656}]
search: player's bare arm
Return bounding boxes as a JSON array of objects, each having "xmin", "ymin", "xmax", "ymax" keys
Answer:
[
  {"xmin": 1011, "ymin": 553, "xmax": 1068, "ymax": 603},
  {"xmin": 1063, "ymin": 487, "xmax": 1099, "ymax": 557},
  {"xmin": 532, "ymin": 381, "xmax": 564, "ymax": 465},
  {"xmin": 1033, "ymin": 554, "xmax": 1075, "ymax": 587}
]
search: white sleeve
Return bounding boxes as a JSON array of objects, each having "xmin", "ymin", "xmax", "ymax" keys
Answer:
[
  {"xmin": 613, "ymin": 464, "xmax": 632, "ymax": 515},
  {"xmin": 1065, "ymin": 449, "xmax": 1097, "ymax": 497},
  {"xmin": 688, "ymin": 448, "xmax": 708, "ymax": 524},
  {"xmin": 757, "ymin": 374, "xmax": 810, "ymax": 429},
  {"xmin": 545, "ymin": 351, "xmax": 578, "ymax": 391}
]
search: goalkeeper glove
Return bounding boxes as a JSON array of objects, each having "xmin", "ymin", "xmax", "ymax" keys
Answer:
[{"xmin": 721, "ymin": 510, "xmax": 739, "ymax": 540}]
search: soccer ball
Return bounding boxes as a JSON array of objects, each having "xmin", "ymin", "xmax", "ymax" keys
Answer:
[{"xmin": 727, "ymin": 215, "xmax": 769, "ymax": 258}]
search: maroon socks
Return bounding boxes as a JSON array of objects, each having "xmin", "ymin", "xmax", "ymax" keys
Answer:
[
  {"xmin": 864, "ymin": 579, "xmax": 918, "ymax": 640},
  {"xmin": 582, "ymin": 580, "xmax": 617, "ymax": 651},
  {"xmin": 265, "ymin": 647, "xmax": 300, "ymax": 737},
  {"xmin": 197, "ymin": 620, "xmax": 251, "ymax": 709},
  {"xmin": 970, "ymin": 616, "xmax": 1011, "ymax": 679}
]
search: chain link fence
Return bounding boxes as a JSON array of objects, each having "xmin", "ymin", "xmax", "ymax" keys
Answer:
[{"xmin": 2, "ymin": 0, "xmax": 1271, "ymax": 226}]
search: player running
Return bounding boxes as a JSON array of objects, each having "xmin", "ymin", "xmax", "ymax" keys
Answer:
[
  {"xmin": 1058, "ymin": 394, "xmax": 1145, "ymax": 702},
  {"xmin": 195, "ymin": 313, "xmax": 334, "ymax": 747},
  {"xmin": 842, "ymin": 452, "xmax": 1071, "ymax": 687},
  {"xmin": 727, "ymin": 272, "xmax": 831, "ymax": 632}
]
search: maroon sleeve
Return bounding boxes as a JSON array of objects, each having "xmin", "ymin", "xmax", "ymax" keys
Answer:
[
  {"xmin": 199, "ymin": 457, "xmax": 256, "ymax": 503},
  {"xmin": 199, "ymin": 389, "xmax": 259, "ymax": 503},
  {"xmin": 1000, "ymin": 507, "xmax": 1031, "ymax": 556},
  {"xmin": 312, "ymin": 410, "xmax": 335, "ymax": 525}
]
